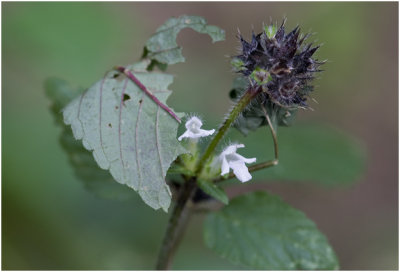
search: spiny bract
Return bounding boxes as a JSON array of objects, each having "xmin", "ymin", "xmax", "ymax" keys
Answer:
[{"xmin": 232, "ymin": 19, "xmax": 324, "ymax": 108}]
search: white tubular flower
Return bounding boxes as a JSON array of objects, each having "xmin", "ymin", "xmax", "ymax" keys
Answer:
[
  {"xmin": 219, "ymin": 144, "xmax": 256, "ymax": 183},
  {"xmin": 178, "ymin": 116, "xmax": 215, "ymax": 141}
]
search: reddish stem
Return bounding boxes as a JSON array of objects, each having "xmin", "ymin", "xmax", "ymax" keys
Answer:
[{"xmin": 115, "ymin": 66, "xmax": 181, "ymax": 123}]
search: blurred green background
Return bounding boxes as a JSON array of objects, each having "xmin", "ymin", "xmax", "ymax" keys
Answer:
[{"xmin": 2, "ymin": 2, "xmax": 398, "ymax": 270}]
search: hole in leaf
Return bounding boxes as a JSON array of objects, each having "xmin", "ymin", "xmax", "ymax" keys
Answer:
[
  {"xmin": 123, "ymin": 94, "xmax": 131, "ymax": 102},
  {"xmin": 112, "ymin": 73, "xmax": 125, "ymax": 82},
  {"xmin": 139, "ymin": 99, "xmax": 143, "ymax": 104},
  {"xmin": 115, "ymin": 106, "xmax": 119, "ymax": 110},
  {"xmin": 108, "ymin": 123, "xmax": 112, "ymax": 128}
]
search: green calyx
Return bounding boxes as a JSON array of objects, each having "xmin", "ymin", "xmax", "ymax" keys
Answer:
[
  {"xmin": 231, "ymin": 58, "xmax": 246, "ymax": 72},
  {"xmin": 250, "ymin": 67, "xmax": 272, "ymax": 85},
  {"xmin": 265, "ymin": 24, "xmax": 277, "ymax": 39}
]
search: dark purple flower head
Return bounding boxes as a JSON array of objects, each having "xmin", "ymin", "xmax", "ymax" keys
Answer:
[{"xmin": 232, "ymin": 20, "xmax": 324, "ymax": 109}]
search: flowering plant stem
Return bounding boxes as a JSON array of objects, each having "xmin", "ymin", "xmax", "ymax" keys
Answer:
[
  {"xmin": 156, "ymin": 178, "xmax": 197, "ymax": 270},
  {"xmin": 195, "ymin": 87, "xmax": 261, "ymax": 176},
  {"xmin": 155, "ymin": 87, "xmax": 260, "ymax": 269}
]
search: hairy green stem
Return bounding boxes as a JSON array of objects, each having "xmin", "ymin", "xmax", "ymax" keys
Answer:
[
  {"xmin": 156, "ymin": 179, "xmax": 197, "ymax": 270},
  {"xmin": 156, "ymin": 87, "xmax": 260, "ymax": 270},
  {"xmin": 195, "ymin": 87, "xmax": 260, "ymax": 175}
]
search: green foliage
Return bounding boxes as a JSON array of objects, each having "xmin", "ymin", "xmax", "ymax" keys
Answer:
[
  {"xmin": 58, "ymin": 15, "xmax": 225, "ymax": 212},
  {"xmin": 44, "ymin": 13, "xmax": 365, "ymax": 270},
  {"xmin": 230, "ymin": 124, "xmax": 366, "ymax": 185},
  {"xmin": 63, "ymin": 61, "xmax": 186, "ymax": 212},
  {"xmin": 45, "ymin": 78, "xmax": 135, "ymax": 201},
  {"xmin": 204, "ymin": 191, "xmax": 339, "ymax": 270},
  {"xmin": 143, "ymin": 15, "xmax": 225, "ymax": 67},
  {"xmin": 197, "ymin": 179, "xmax": 229, "ymax": 205}
]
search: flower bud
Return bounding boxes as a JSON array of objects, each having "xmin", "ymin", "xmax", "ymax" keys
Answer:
[{"xmin": 234, "ymin": 19, "xmax": 323, "ymax": 109}]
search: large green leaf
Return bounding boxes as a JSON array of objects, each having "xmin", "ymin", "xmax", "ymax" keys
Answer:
[
  {"xmin": 226, "ymin": 124, "xmax": 365, "ymax": 185},
  {"xmin": 204, "ymin": 191, "xmax": 339, "ymax": 270},
  {"xmin": 143, "ymin": 15, "xmax": 225, "ymax": 66},
  {"xmin": 63, "ymin": 60, "xmax": 186, "ymax": 211},
  {"xmin": 45, "ymin": 78, "xmax": 136, "ymax": 201}
]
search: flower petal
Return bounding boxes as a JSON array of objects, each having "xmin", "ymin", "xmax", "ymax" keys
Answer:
[
  {"xmin": 185, "ymin": 116, "xmax": 203, "ymax": 130},
  {"xmin": 221, "ymin": 144, "xmax": 242, "ymax": 157},
  {"xmin": 200, "ymin": 128, "xmax": 215, "ymax": 137},
  {"xmin": 220, "ymin": 156, "xmax": 230, "ymax": 176},
  {"xmin": 178, "ymin": 116, "xmax": 215, "ymax": 141},
  {"xmin": 236, "ymin": 154, "xmax": 256, "ymax": 164},
  {"xmin": 218, "ymin": 143, "xmax": 256, "ymax": 182},
  {"xmin": 178, "ymin": 131, "xmax": 191, "ymax": 141},
  {"xmin": 231, "ymin": 161, "xmax": 252, "ymax": 183}
]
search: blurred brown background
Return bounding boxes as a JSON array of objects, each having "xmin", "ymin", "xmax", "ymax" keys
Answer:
[{"xmin": 3, "ymin": 2, "xmax": 398, "ymax": 270}]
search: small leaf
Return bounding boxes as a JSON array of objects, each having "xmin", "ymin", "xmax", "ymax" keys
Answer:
[
  {"xmin": 204, "ymin": 191, "xmax": 339, "ymax": 270},
  {"xmin": 45, "ymin": 78, "xmax": 135, "ymax": 201},
  {"xmin": 229, "ymin": 124, "xmax": 366, "ymax": 185},
  {"xmin": 197, "ymin": 179, "xmax": 229, "ymax": 205},
  {"xmin": 63, "ymin": 61, "xmax": 187, "ymax": 212},
  {"xmin": 234, "ymin": 116, "xmax": 264, "ymax": 136},
  {"xmin": 143, "ymin": 15, "xmax": 225, "ymax": 67},
  {"xmin": 229, "ymin": 76, "xmax": 248, "ymax": 100}
]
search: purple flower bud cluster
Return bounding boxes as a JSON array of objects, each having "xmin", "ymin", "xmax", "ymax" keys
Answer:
[{"xmin": 235, "ymin": 20, "xmax": 324, "ymax": 108}]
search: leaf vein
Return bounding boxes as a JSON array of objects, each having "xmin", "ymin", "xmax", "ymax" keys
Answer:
[
  {"xmin": 98, "ymin": 72, "xmax": 109, "ymax": 160},
  {"xmin": 118, "ymin": 78, "xmax": 129, "ymax": 170},
  {"xmin": 135, "ymin": 93, "xmax": 145, "ymax": 189},
  {"xmin": 155, "ymin": 106, "xmax": 165, "ymax": 208},
  {"xmin": 155, "ymin": 107, "xmax": 164, "ymax": 176}
]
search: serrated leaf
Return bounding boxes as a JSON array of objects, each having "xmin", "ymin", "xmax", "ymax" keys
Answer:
[
  {"xmin": 197, "ymin": 179, "xmax": 229, "ymax": 205},
  {"xmin": 229, "ymin": 124, "xmax": 366, "ymax": 185},
  {"xmin": 63, "ymin": 61, "xmax": 187, "ymax": 212},
  {"xmin": 144, "ymin": 15, "xmax": 225, "ymax": 66},
  {"xmin": 204, "ymin": 191, "xmax": 339, "ymax": 270},
  {"xmin": 45, "ymin": 78, "xmax": 136, "ymax": 201}
]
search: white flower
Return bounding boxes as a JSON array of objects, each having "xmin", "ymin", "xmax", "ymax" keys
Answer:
[
  {"xmin": 178, "ymin": 116, "xmax": 215, "ymax": 141},
  {"xmin": 219, "ymin": 144, "xmax": 256, "ymax": 183}
]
